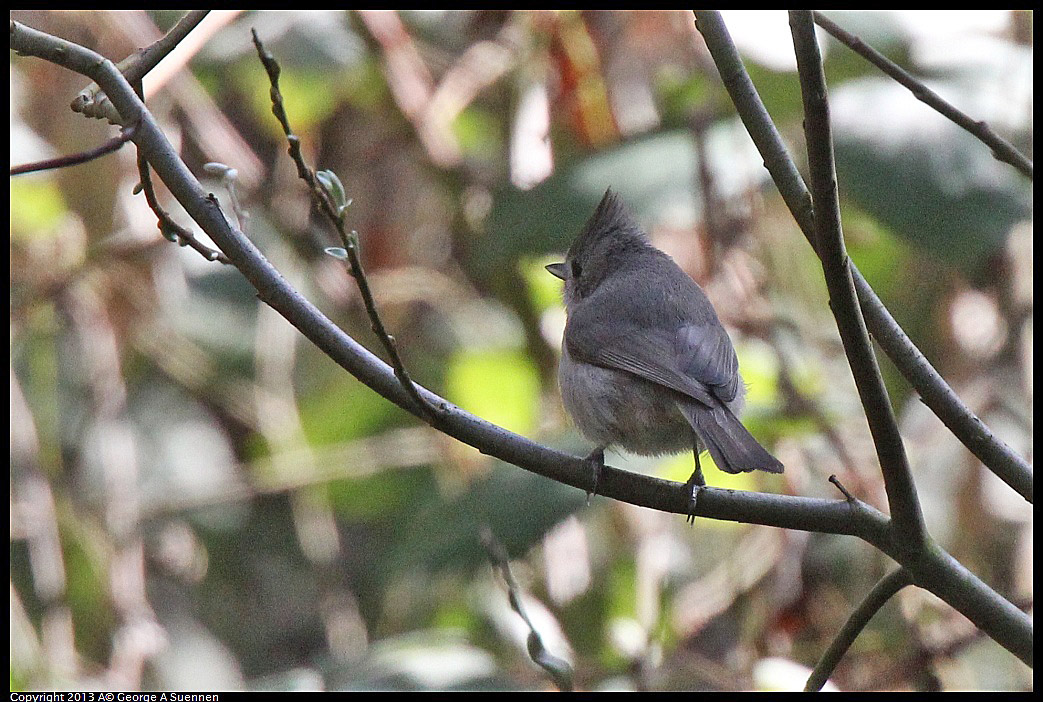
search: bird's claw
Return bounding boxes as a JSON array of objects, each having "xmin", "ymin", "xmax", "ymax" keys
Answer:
[
  {"xmin": 685, "ymin": 451, "xmax": 706, "ymax": 526},
  {"xmin": 586, "ymin": 448, "xmax": 605, "ymax": 506},
  {"xmin": 686, "ymin": 482, "xmax": 704, "ymax": 525}
]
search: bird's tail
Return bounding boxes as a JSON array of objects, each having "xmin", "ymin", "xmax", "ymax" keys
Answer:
[{"xmin": 678, "ymin": 402, "xmax": 783, "ymax": 474}]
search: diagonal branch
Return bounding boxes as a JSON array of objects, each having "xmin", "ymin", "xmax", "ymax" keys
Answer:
[
  {"xmin": 251, "ymin": 29, "xmax": 439, "ymax": 423},
  {"xmin": 482, "ymin": 527, "xmax": 574, "ymax": 692},
  {"xmin": 130, "ymin": 78, "xmax": 230, "ymax": 265},
  {"xmin": 812, "ymin": 11, "xmax": 1032, "ymax": 180},
  {"xmin": 9, "ymin": 16, "xmax": 1031, "ymax": 668},
  {"xmin": 789, "ymin": 10, "xmax": 927, "ymax": 550},
  {"xmin": 805, "ymin": 568, "xmax": 915, "ymax": 692},
  {"xmin": 692, "ymin": 10, "xmax": 1032, "ymax": 504}
]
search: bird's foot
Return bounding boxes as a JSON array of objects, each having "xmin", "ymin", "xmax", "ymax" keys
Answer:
[
  {"xmin": 585, "ymin": 448, "xmax": 605, "ymax": 506},
  {"xmin": 685, "ymin": 454, "xmax": 706, "ymax": 525}
]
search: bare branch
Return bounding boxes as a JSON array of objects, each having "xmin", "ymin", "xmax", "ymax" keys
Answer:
[
  {"xmin": 813, "ymin": 11, "xmax": 1032, "ymax": 180},
  {"xmin": 691, "ymin": 10, "xmax": 1032, "ymax": 504},
  {"xmin": 131, "ymin": 80, "xmax": 229, "ymax": 265},
  {"xmin": 482, "ymin": 527, "xmax": 574, "ymax": 692},
  {"xmin": 789, "ymin": 10, "xmax": 927, "ymax": 549},
  {"xmin": 70, "ymin": 10, "xmax": 210, "ymax": 123},
  {"xmin": 805, "ymin": 568, "xmax": 914, "ymax": 692},
  {"xmin": 10, "ymin": 121, "xmax": 137, "ymax": 175}
]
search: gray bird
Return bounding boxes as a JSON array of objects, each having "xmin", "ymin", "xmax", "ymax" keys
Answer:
[{"xmin": 546, "ymin": 189, "xmax": 783, "ymax": 512}]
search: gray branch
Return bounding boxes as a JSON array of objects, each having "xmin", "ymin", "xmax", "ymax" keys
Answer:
[
  {"xmin": 789, "ymin": 9, "xmax": 927, "ymax": 551},
  {"xmin": 812, "ymin": 11, "xmax": 1032, "ymax": 180},
  {"xmin": 805, "ymin": 568, "xmax": 914, "ymax": 691},
  {"xmin": 9, "ymin": 15, "xmax": 1031, "ymax": 670},
  {"xmin": 691, "ymin": 11, "xmax": 1031, "ymax": 503}
]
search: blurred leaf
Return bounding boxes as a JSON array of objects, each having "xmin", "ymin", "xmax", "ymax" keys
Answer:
[
  {"xmin": 842, "ymin": 205, "xmax": 911, "ymax": 297},
  {"xmin": 59, "ymin": 516, "xmax": 116, "ymax": 661},
  {"xmin": 605, "ymin": 556, "xmax": 639, "ymax": 623},
  {"xmin": 818, "ymin": 10, "xmax": 915, "ymax": 85},
  {"xmin": 736, "ymin": 341, "xmax": 781, "ymax": 408},
  {"xmin": 655, "ymin": 70, "xmax": 713, "ymax": 126},
  {"xmin": 832, "ymin": 78, "xmax": 1031, "ymax": 276},
  {"xmin": 452, "ymin": 106, "xmax": 503, "ymax": 160},
  {"xmin": 445, "ymin": 348, "xmax": 540, "ymax": 436},
  {"xmin": 520, "ymin": 256, "xmax": 566, "ymax": 313},
  {"xmin": 388, "ymin": 465, "xmax": 586, "ymax": 575},
  {"xmin": 298, "ymin": 370, "xmax": 410, "ymax": 446},
  {"xmin": 327, "ymin": 629, "xmax": 509, "ymax": 691},
  {"xmin": 657, "ymin": 451, "xmax": 771, "ymax": 495},
  {"xmin": 743, "ymin": 60, "xmax": 806, "ymax": 127},
  {"xmin": 478, "ymin": 130, "xmax": 703, "ymax": 275},
  {"xmin": 241, "ymin": 65, "xmax": 341, "ymax": 133},
  {"xmin": 754, "ymin": 656, "xmax": 837, "ymax": 692},
  {"xmin": 328, "ymin": 468, "xmax": 437, "ymax": 521},
  {"xmin": 10, "ymin": 179, "xmax": 68, "ymax": 238}
]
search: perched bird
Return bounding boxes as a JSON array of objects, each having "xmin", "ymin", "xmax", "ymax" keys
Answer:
[{"xmin": 546, "ymin": 190, "xmax": 783, "ymax": 511}]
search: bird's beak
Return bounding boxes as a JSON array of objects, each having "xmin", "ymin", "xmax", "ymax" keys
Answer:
[{"xmin": 545, "ymin": 262, "xmax": 566, "ymax": 280}]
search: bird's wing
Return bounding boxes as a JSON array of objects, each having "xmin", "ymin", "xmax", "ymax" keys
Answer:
[
  {"xmin": 674, "ymin": 321, "xmax": 740, "ymax": 402},
  {"xmin": 566, "ymin": 297, "xmax": 739, "ymax": 408}
]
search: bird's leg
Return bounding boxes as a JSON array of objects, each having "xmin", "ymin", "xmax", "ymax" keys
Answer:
[
  {"xmin": 685, "ymin": 448, "xmax": 706, "ymax": 525},
  {"xmin": 585, "ymin": 447, "xmax": 605, "ymax": 505}
]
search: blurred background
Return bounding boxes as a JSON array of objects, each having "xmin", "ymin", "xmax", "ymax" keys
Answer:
[{"xmin": 9, "ymin": 10, "xmax": 1032, "ymax": 692}]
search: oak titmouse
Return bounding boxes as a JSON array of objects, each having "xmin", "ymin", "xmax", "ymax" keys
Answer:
[{"xmin": 547, "ymin": 190, "xmax": 783, "ymax": 504}]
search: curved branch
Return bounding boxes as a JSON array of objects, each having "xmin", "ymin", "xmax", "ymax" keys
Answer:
[
  {"xmin": 692, "ymin": 10, "xmax": 1032, "ymax": 504},
  {"xmin": 9, "ymin": 16, "xmax": 1031, "ymax": 669},
  {"xmin": 482, "ymin": 527, "xmax": 574, "ymax": 692},
  {"xmin": 806, "ymin": 568, "xmax": 914, "ymax": 692},
  {"xmin": 7, "ymin": 16, "xmax": 897, "ymax": 539}
]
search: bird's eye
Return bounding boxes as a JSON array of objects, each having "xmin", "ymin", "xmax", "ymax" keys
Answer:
[{"xmin": 570, "ymin": 260, "xmax": 582, "ymax": 278}]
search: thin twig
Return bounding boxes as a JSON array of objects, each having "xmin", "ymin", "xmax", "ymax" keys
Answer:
[
  {"xmin": 10, "ymin": 121, "xmax": 138, "ymax": 175},
  {"xmin": 805, "ymin": 568, "xmax": 914, "ymax": 691},
  {"xmin": 251, "ymin": 28, "xmax": 439, "ymax": 423},
  {"xmin": 789, "ymin": 10, "xmax": 927, "ymax": 550},
  {"xmin": 813, "ymin": 11, "xmax": 1032, "ymax": 180},
  {"xmin": 481, "ymin": 527, "xmax": 574, "ymax": 692},
  {"xmin": 10, "ymin": 17, "xmax": 1031, "ymax": 668},
  {"xmin": 692, "ymin": 10, "xmax": 1032, "ymax": 504},
  {"xmin": 829, "ymin": 475, "xmax": 857, "ymax": 503},
  {"xmin": 130, "ymin": 81, "xmax": 230, "ymax": 265}
]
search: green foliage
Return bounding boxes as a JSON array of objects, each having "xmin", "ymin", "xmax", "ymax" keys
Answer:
[
  {"xmin": 298, "ymin": 370, "xmax": 412, "ymax": 446},
  {"xmin": 10, "ymin": 179, "xmax": 68, "ymax": 238},
  {"xmin": 452, "ymin": 106, "xmax": 503, "ymax": 160},
  {"xmin": 445, "ymin": 348, "xmax": 540, "ymax": 436},
  {"xmin": 389, "ymin": 466, "xmax": 585, "ymax": 575}
]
